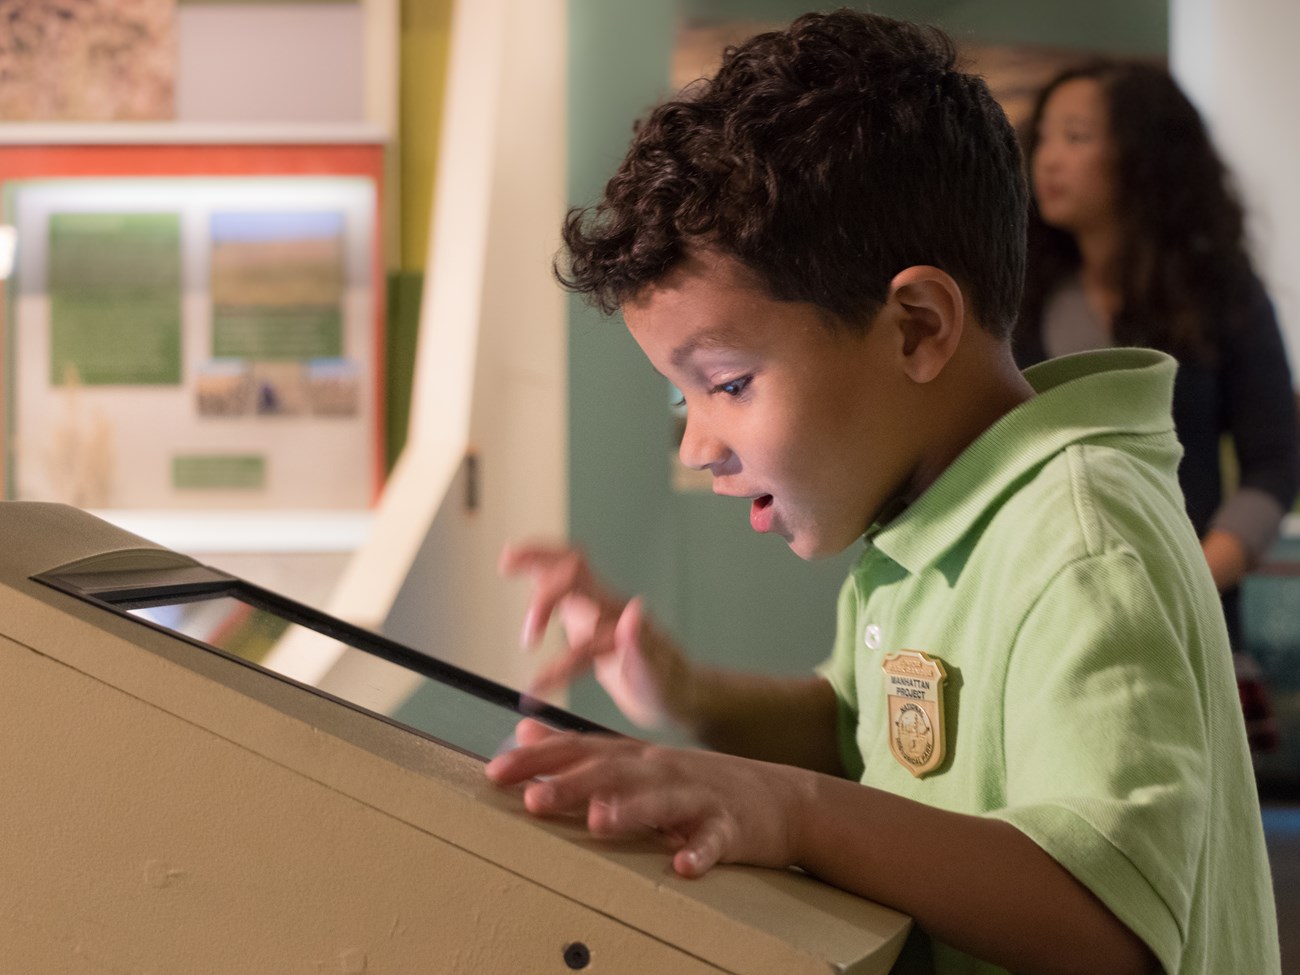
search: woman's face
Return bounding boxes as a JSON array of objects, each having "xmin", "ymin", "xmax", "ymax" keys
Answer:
[{"xmin": 1031, "ymin": 77, "xmax": 1118, "ymax": 236}]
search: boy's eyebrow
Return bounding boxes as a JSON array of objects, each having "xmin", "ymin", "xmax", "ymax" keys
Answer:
[{"xmin": 670, "ymin": 325, "xmax": 748, "ymax": 368}]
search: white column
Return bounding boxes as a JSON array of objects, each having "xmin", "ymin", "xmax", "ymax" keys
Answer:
[
  {"xmin": 1171, "ymin": 0, "xmax": 1300, "ymax": 375},
  {"xmin": 298, "ymin": 0, "xmax": 569, "ymax": 701}
]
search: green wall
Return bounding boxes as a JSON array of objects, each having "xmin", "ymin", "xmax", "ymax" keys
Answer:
[
  {"xmin": 681, "ymin": 0, "xmax": 1167, "ymax": 54},
  {"xmin": 561, "ymin": 0, "xmax": 1168, "ymax": 733},
  {"xmin": 564, "ymin": 3, "xmax": 686, "ymax": 731}
]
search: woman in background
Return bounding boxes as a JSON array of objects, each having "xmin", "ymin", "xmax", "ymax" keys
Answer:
[{"xmin": 1015, "ymin": 60, "xmax": 1299, "ymax": 750}]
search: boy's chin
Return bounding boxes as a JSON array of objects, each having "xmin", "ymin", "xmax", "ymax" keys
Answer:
[{"xmin": 785, "ymin": 532, "xmax": 853, "ymax": 562}]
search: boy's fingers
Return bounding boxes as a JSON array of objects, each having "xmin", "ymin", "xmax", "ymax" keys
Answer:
[
  {"xmin": 487, "ymin": 736, "xmax": 733, "ymax": 879},
  {"xmin": 523, "ymin": 751, "xmax": 659, "ymax": 817},
  {"xmin": 528, "ymin": 642, "xmax": 599, "ymax": 694},
  {"xmin": 674, "ymin": 821, "xmax": 726, "ymax": 877},
  {"xmin": 485, "ymin": 729, "xmax": 619, "ymax": 785},
  {"xmin": 498, "ymin": 543, "xmax": 578, "ymax": 648},
  {"xmin": 519, "ymin": 605, "xmax": 545, "ymax": 650},
  {"xmin": 498, "ymin": 542, "xmax": 573, "ymax": 576},
  {"xmin": 614, "ymin": 596, "xmax": 644, "ymax": 649},
  {"xmin": 501, "ymin": 545, "xmax": 588, "ymax": 591},
  {"xmin": 587, "ymin": 796, "xmax": 687, "ymax": 846},
  {"xmin": 590, "ymin": 787, "xmax": 729, "ymax": 874},
  {"xmin": 518, "ymin": 589, "xmax": 564, "ymax": 650},
  {"xmin": 514, "ymin": 717, "xmax": 559, "ymax": 746},
  {"xmin": 518, "ymin": 555, "xmax": 591, "ymax": 649}
]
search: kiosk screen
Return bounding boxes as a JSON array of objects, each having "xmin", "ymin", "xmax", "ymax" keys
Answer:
[{"xmin": 38, "ymin": 565, "xmax": 607, "ymax": 761}]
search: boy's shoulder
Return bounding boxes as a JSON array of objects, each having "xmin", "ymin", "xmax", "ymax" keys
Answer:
[
  {"xmin": 877, "ymin": 348, "xmax": 1188, "ymax": 579},
  {"xmin": 992, "ymin": 426, "xmax": 1188, "ymax": 569},
  {"xmin": 996, "ymin": 348, "xmax": 1194, "ymax": 568}
]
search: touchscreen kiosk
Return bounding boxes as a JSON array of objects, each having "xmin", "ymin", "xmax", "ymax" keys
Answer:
[{"xmin": 0, "ymin": 502, "xmax": 910, "ymax": 974}]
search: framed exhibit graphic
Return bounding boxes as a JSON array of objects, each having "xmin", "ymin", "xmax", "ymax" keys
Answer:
[
  {"xmin": 0, "ymin": 0, "xmax": 396, "ymax": 522},
  {"xmin": 0, "ymin": 148, "xmax": 386, "ymax": 512}
]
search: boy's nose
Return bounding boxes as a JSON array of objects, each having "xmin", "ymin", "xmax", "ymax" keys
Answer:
[{"xmin": 678, "ymin": 415, "xmax": 730, "ymax": 472}]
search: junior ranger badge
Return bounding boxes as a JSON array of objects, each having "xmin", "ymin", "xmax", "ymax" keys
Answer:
[{"xmin": 881, "ymin": 650, "xmax": 947, "ymax": 777}]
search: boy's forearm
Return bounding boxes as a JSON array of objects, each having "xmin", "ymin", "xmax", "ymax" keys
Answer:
[
  {"xmin": 676, "ymin": 668, "xmax": 844, "ymax": 776},
  {"xmin": 791, "ymin": 772, "xmax": 1157, "ymax": 975}
]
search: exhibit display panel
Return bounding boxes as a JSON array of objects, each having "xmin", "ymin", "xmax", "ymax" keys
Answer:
[
  {"xmin": 1, "ymin": 167, "xmax": 384, "ymax": 511},
  {"xmin": 43, "ymin": 556, "xmax": 603, "ymax": 764},
  {"xmin": 0, "ymin": 502, "xmax": 910, "ymax": 974}
]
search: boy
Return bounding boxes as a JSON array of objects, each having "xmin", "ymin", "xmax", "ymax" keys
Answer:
[{"xmin": 485, "ymin": 11, "xmax": 1281, "ymax": 974}]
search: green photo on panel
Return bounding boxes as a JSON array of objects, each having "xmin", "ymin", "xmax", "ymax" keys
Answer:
[
  {"xmin": 48, "ymin": 212, "xmax": 183, "ymax": 386},
  {"xmin": 209, "ymin": 210, "xmax": 346, "ymax": 361}
]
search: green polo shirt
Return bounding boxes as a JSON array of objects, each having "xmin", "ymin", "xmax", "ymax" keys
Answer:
[{"xmin": 821, "ymin": 348, "xmax": 1279, "ymax": 975}]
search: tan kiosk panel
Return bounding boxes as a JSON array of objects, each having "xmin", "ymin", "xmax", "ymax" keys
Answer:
[{"xmin": 0, "ymin": 503, "xmax": 910, "ymax": 974}]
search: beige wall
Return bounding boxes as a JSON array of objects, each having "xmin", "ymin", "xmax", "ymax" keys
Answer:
[{"xmin": 327, "ymin": 0, "xmax": 570, "ymax": 699}]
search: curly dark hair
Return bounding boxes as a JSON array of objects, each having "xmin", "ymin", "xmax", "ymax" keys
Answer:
[
  {"xmin": 557, "ymin": 9, "xmax": 1028, "ymax": 335},
  {"xmin": 1016, "ymin": 60, "xmax": 1255, "ymax": 363}
]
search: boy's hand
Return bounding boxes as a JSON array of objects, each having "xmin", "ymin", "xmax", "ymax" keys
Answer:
[
  {"xmin": 485, "ymin": 719, "xmax": 810, "ymax": 877},
  {"xmin": 499, "ymin": 542, "xmax": 690, "ymax": 729}
]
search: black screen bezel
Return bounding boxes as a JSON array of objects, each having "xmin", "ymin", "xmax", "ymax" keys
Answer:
[{"xmin": 35, "ymin": 565, "xmax": 613, "ymax": 761}]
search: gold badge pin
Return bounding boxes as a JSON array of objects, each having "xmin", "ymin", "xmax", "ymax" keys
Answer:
[{"xmin": 882, "ymin": 650, "xmax": 947, "ymax": 777}]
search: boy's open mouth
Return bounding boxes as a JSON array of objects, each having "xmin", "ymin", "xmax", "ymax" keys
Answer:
[{"xmin": 750, "ymin": 494, "xmax": 775, "ymax": 533}]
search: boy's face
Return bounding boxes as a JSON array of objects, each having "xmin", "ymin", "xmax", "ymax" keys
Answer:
[{"xmin": 623, "ymin": 251, "xmax": 916, "ymax": 560}]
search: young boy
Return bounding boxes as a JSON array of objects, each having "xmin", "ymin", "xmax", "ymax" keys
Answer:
[{"xmin": 485, "ymin": 11, "xmax": 1281, "ymax": 974}]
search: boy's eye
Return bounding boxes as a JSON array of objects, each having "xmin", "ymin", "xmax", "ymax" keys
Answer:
[{"xmin": 714, "ymin": 376, "xmax": 752, "ymax": 397}]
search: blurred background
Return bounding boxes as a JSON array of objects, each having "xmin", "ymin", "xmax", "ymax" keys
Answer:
[{"xmin": 0, "ymin": 0, "xmax": 1295, "ymax": 966}]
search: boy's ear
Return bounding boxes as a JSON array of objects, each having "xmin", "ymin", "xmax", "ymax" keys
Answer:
[{"xmin": 883, "ymin": 266, "xmax": 964, "ymax": 384}]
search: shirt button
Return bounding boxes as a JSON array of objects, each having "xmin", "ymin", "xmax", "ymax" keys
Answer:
[{"xmin": 863, "ymin": 623, "xmax": 882, "ymax": 650}]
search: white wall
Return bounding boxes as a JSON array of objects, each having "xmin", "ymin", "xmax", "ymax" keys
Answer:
[{"xmin": 1171, "ymin": 0, "xmax": 1300, "ymax": 376}]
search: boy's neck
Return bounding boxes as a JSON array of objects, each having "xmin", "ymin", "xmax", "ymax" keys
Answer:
[{"xmin": 902, "ymin": 333, "xmax": 1034, "ymax": 505}]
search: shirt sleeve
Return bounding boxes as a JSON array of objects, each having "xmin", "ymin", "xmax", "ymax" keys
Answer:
[
  {"xmin": 983, "ymin": 549, "xmax": 1210, "ymax": 974},
  {"xmin": 1213, "ymin": 278, "xmax": 1299, "ymax": 561}
]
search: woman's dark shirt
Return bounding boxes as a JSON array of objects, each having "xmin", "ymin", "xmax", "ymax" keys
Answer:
[{"xmin": 1016, "ymin": 274, "xmax": 1299, "ymax": 643}]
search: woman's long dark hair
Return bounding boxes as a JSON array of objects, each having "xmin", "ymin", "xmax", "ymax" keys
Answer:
[{"xmin": 1017, "ymin": 60, "xmax": 1255, "ymax": 363}]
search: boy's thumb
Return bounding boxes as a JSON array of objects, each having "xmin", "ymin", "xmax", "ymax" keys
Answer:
[{"xmin": 615, "ymin": 596, "xmax": 644, "ymax": 651}]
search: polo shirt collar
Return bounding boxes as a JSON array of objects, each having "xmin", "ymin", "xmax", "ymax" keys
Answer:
[{"xmin": 865, "ymin": 348, "xmax": 1178, "ymax": 575}]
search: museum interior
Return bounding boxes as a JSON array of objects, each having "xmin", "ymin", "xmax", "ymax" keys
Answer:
[{"xmin": 0, "ymin": 1, "xmax": 1296, "ymax": 972}]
